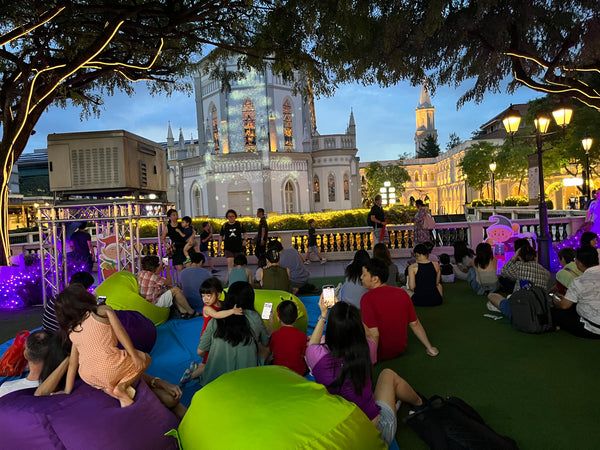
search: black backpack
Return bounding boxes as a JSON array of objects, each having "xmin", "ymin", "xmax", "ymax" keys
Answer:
[
  {"xmin": 508, "ymin": 285, "xmax": 553, "ymax": 333},
  {"xmin": 403, "ymin": 395, "xmax": 518, "ymax": 450}
]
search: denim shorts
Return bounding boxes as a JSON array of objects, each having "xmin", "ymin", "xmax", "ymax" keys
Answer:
[{"xmin": 375, "ymin": 400, "xmax": 397, "ymax": 446}]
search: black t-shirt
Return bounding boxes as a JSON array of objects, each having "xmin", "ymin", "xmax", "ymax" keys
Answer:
[
  {"xmin": 220, "ymin": 221, "xmax": 246, "ymax": 252},
  {"xmin": 257, "ymin": 217, "xmax": 268, "ymax": 244},
  {"xmin": 369, "ymin": 204, "xmax": 385, "ymax": 228},
  {"xmin": 199, "ymin": 230, "xmax": 211, "ymax": 252}
]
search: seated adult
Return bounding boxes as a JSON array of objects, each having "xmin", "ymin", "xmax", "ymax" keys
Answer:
[
  {"xmin": 373, "ymin": 243, "xmax": 402, "ymax": 287},
  {"xmin": 580, "ymin": 231, "xmax": 600, "ymax": 260},
  {"xmin": 338, "ymin": 249, "xmax": 370, "ymax": 309},
  {"xmin": 42, "ymin": 271, "xmax": 95, "ymax": 334},
  {"xmin": 467, "ymin": 242, "xmax": 500, "ymax": 295},
  {"xmin": 261, "ymin": 248, "xmax": 291, "ymax": 292},
  {"xmin": 555, "ymin": 247, "xmax": 582, "ymax": 295},
  {"xmin": 408, "ymin": 243, "xmax": 443, "ymax": 306},
  {"xmin": 0, "ymin": 330, "xmax": 52, "ymax": 397},
  {"xmin": 273, "ymin": 241, "xmax": 310, "ymax": 295},
  {"xmin": 360, "ymin": 258, "xmax": 439, "ymax": 361},
  {"xmin": 306, "ymin": 298, "xmax": 426, "ymax": 446},
  {"xmin": 452, "ymin": 240, "xmax": 474, "ymax": 281},
  {"xmin": 179, "ymin": 252, "xmax": 211, "ymax": 310},
  {"xmin": 551, "ymin": 246, "xmax": 600, "ymax": 339},
  {"xmin": 197, "ymin": 282, "xmax": 271, "ymax": 386},
  {"xmin": 487, "ymin": 241, "xmax": 551, "ymax": 315},
  {"xmin": 137, "ymin": 255, "xmax": 199, "ymax": 319}
]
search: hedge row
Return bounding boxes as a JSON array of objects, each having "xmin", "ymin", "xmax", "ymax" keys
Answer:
[{"xmin": 137, "ymin": 206, "xmax": 417, "ymax": 238}]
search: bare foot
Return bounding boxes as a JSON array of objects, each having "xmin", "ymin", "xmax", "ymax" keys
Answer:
[{"xmin": 113, "ymin": 385, "xmax": 136, "ymax": 408}]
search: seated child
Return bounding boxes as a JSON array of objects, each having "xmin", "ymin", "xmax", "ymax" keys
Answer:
[
  {"xmin": 254, "ymin": 254, "xmax": 267, "ymax": 288},
  {"xmin": 226, "ymin": 254, "xmax": 253, "ymax": 286},
  {"xmin": 439, "ymin": 253, "xmax": 455, "ymax": 283},
  {"xmin": 177, "ymin": 216, "xmax": 199, "ymax": 265},
  {"xmin": 179, "ymin": 278, "xmax": 242, "ymax": 386},
  {"xmin": 269, "ymin": 301, "xmax": 307, "ymax": 376}
]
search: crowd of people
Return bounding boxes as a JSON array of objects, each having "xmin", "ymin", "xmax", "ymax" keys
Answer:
[{"xmin": 3, "ymin": 199, "xmax": 600, "ymax": 447}]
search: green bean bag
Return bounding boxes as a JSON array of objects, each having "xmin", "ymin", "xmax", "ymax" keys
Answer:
[
  {"xmin": 95, "ymin": 271, "xmax": 170, "ymax": 326},
  {"xmin": 254, "ymin": 289, "xmax": 308, "ymax": 333},
  {"xmin": 170, "ymin": 366, "xmax": 385, "ymax": 449}
]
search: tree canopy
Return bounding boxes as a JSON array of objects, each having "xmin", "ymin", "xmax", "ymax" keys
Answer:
[
  {"xmin": 417, "ymin": 135, "xmax": 441, "ymax": 158},
  {"xmin": 361, "ymin": 162, "xmax": 410, "ymax": 207}
]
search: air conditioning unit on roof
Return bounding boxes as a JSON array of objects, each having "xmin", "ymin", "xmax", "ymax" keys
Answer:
[{"xmin": 47, "ymin": 130, "xmax": 167, "ymax": 196}]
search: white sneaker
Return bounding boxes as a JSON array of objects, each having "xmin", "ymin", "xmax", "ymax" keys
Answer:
[
  {"xmin": 486, "ymin": 301, "xmax": 501, "ymax": 313},
  {"xmin": 320, "ymin": 258, "xmax": 327, "ymax": 265},
  {"xmin": 304, "ymin": 260, "xmax": 311, "ymax": 265}
]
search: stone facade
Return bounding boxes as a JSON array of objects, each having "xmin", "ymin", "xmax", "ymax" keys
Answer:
[{"xmin": 165, "ymin": 58, "xmax": 361, "ymax": 218}]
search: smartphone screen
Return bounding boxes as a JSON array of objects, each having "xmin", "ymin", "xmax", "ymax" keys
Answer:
[
  {"xmin": 162, "ymin": 257, "xmax": 169, "ymax": 266},
  {"xmin": 97, "ymin": 295, "xmax": 107, "ymax": 305},
  {"xmin": 261, "ymin": 302, "xmax": 273, "ymax": 320},
  {"xmin": 322, "ymin": 285, "xmax": 335, "ymax": 307}
]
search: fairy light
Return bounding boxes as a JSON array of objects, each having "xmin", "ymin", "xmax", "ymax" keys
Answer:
[{"xmin": 0, "ymin": 6, "xmax": 65, "ymax": 47}]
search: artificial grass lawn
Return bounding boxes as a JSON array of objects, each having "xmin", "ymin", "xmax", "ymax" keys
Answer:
[{"xmin": 370, "ymin": 281, "xmax": 599, "ymax": 450}]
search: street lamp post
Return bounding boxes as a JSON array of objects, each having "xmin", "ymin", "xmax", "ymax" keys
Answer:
[
  {"xmin": 379, "ymin": 181, "xmax": 396, "ymax": 206},
  {"xmin": 489, "ymin": 160, "xmax": 497, "ymax": 212},
  {"xmin": 582, "ymin": 136, "xmax": 593, "ymax": 202},
  {"xmin": 464, "ymin": 174, "xmax": 469, "ymax": 205},
  {"xmin": 502, "ymin": 103, "xmax": 573, "ymax": 270}
]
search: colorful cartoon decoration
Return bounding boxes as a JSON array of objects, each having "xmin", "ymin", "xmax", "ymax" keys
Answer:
[
  {"xmin": 97, "ymin": 232, "xmax": 129, "ymax": 281},
  {"xmin": 485, "ymin": 215, "xmax": 537, "ymax": 259}
]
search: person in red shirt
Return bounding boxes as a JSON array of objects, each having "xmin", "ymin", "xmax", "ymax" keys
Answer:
[
  {"xmin": 360, "ymin": 258, "xmax": 439, "ymax": 362},
  {"xmin": 270, "ymin": 300, "xmax": 308, "ymax": 375}
]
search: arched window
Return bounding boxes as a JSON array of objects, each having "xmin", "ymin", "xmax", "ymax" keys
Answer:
[
  {"xmin": 423, "ymin": 171, "xmax": 428, "ymax": 181},
  {"xmin": 193, "ymin": 185, "xmax": 202, "ymax": 216},
  {"xmin": 314, "ymin": 175, "xmax": 320, "ymax": 203},
  {"xmin": 343, "ymin": 173, "xmax": 350, "ymax": 200},
  {"xmin": 414, "ymin": 172, "xmax": 420, "ymax": 182},
  {"xmin": 284, "ymin": 181, "xmax": 295, "ymax": 213},
  {"xmin": 211, "ymin": 105, "xmax": 220, "ymax": 153},
  {"xmin": 283, "ymin": 99, "xmax": 293, "ymax": 152},
  {"xmin": 243, "ymin": 99, "xmax": 256, "ymax": 152},
  {"xmin": 328, "ymin": 174, "xmax": 336, "ymax": 202}
]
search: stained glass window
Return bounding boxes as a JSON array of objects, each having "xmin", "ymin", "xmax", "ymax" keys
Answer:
[
  {"xmin": 328, "ymin": 173, "xmax": 336, "ymax": 202},
  {"xmin": 343, "ymin": 173, "xmax": 350, "ymax": 200},
  {"xmin": 211, "ymin": 105, "xmax": 220, "ymax": 153},
  {"xmin": 283, "ymin": 99, "xmax": 293, "ymax": 152},
  {"xmin": 243, "ymin": 99, "xmax": 257, "ymax": 152},
  {"xmin": 314, "ymin": 175, "xmax": 320, "ymax": 203}
]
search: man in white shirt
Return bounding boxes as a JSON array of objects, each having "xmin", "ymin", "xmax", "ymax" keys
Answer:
[
  {"xmin": 552, "ymin": 246, "xmax": 600, "ymax": 339},
  {"xmin": 0, "ymin": 330, "xmax": 51, "ymax": 397}
]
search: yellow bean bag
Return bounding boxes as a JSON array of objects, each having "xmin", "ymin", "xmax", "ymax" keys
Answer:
[
  {"xmin": 254, "ymin": 289, "xmax": 308, "ymax": 333},
  {"xmin": 170, "ymin": 366, "xmax": 385, "ymax": 449},
  {"xmin": 95, "ymin": 271, "xmax": 170, "ymax": 326}
]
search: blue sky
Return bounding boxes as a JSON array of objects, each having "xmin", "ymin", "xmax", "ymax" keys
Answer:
[{"xmin": 23, "ymin": 79, "xmax": 541, "ymax": 162}]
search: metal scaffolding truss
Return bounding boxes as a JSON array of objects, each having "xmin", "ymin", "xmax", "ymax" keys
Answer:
[{"xmin": 37, "ymin": 200, "xmax": 167, "ymax": 305}]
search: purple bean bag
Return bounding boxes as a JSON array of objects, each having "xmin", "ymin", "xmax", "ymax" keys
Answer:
[
  {"xmin": 115, "ymin": 309, "xmax": 157, "ymax": 354},
  {"xmin": 0, "ymin": 379, "xmax": 179, "ymax": 450}
]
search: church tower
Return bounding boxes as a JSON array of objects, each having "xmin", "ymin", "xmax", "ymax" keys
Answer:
[{"xmin": 414, "ymin": 80, "xmax": 438, "ymax": 156}]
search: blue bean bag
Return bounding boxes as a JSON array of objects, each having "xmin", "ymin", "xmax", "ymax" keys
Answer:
[
  {"xmin": 0, "ymin": 379, "xmax": 179, "ymax": 450},
  {"xmin": 170, "ymin": 366, "xmax": 385, "ymax": 449},
  {"xmin": 96, "ymin": 271, "xmax": 170, "ymax": 325}
]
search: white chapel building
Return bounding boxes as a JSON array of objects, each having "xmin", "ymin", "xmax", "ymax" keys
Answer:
[{"xmin": 165, "ymin": 58, "xmax": 361, "ymax": 218}]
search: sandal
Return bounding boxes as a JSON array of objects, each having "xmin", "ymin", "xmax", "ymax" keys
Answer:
[{"xmin": 182, "ymin": 311, "xmax": 200, "ymax": 320}]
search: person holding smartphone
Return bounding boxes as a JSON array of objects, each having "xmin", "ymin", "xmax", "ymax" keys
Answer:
[{"xmin": 306, "ymin": 296, "xmax": 427, "ymax": 446}]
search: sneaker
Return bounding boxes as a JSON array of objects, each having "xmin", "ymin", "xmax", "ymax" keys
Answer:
[
  {"xmin": 183, "ymin": 257, "xmax": 191, "ymax": 264},
  {"xmin": 179, "ymin": 362, "xmax": 199, "ymax": 387},
  {"xmin": 304, "ymin": 260, "xmax": 311, "ymax": 265},
  {"xmin": 320, "ymin": 258, "xmax": 327, "ymax": 265},
  {"xmin": 408, "ymin": 393, "xmax": 429, "ymax": 415},
  {"xmin": 486, "ymin": 301, "xmax": 501, "ymax": 313},
  {"xmin": 211, "ymin": 269, "xmax": 219, "ymax": 274}
]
